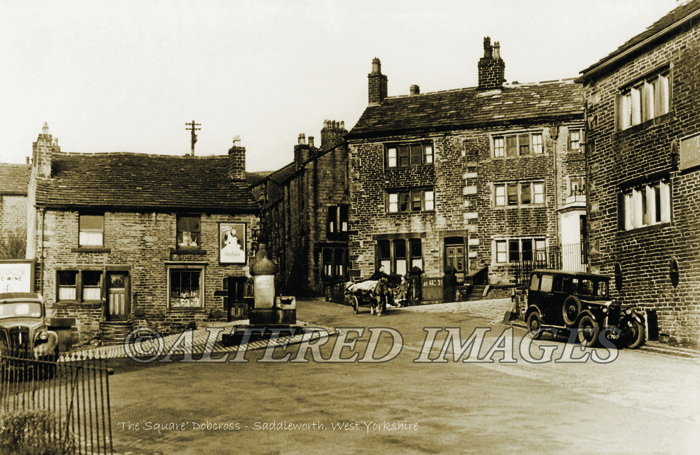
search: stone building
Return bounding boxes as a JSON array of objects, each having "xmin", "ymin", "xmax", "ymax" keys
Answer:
[
  {"xmin": 576, "ymin": 0, "xmax": 700, "ymax": 345},
  {"xmin": 0, "ymin": 161, "xmax": 30, "ymax": 247},
  {"xmin": 26, "ymin": 124, "xmax": 260, "ymax": 344},
  {"xmin": 250, "ymin": 120, "xmax": 349, "ymax": 296},
  {"xmin": 346, "ymin": 39, "xmax": 585, "ymax": 291}
]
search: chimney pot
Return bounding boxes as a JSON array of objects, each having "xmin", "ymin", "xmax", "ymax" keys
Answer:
[
  {"xmin": 493, "ymin": 42, "xmax": 501, "ymax": 60},
  {"xmin": 298, "ymin": 133, "xmax": 306, "ymax": 145},
  {"xmin": 410, "ymin": 85, "xmax": 420, "ymax": 96},
  {"xmin": 42, "ymin": 122, "xmax": 50, "ymax": 135},
  {"xmin": 308, "ymin": 136, "xmax": 315, "ymax": 148},
  {"xmin": 483, "ymin": 37, "xmax": 492, "ymax": 58}
]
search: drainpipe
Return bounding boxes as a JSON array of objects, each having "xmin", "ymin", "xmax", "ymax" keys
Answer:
[
  {"xmin": 40, "ymin": 207, "xmax": 45, "ymax": 296},
  {"xmin": 550, "ymin": 124, "xmax": 560, "ymax": 263}
]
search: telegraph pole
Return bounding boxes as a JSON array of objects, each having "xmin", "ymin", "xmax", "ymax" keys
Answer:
[{"xmin": 185, "ymin": 120, "xmax": 201, "ymax": 156}]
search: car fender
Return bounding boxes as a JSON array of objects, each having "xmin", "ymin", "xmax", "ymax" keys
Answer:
[
  {"xmin": 525, "ymin": 305, "xmax": 543, "ymax": 320},
  {"xmin": 33, "ymin": 331, "xmax": 58, "ymax": 358},
  {"xmin": 578, "ymin": 309, "xmax": 597, "ymax": 323}
]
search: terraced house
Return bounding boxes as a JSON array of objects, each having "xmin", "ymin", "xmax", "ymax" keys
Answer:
[
  {"xmin": 26, "ymin": 124, "xmax": 260, "ymax": 345},
  {"xmin": 577, "ymin": 0, "xmax": 700, "ymax": 345},
  {"xmin": 346, "ymin": 38, "xmax": 585, "ymax": 294},
  {"xmin": 250, "ymin": 120, "xmax": 349, "ymax": 297}
]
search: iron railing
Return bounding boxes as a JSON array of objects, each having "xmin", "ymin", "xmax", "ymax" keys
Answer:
[
  {"xmin": 514, "ymin": 243, "xmax": 588, "ymax": 285},
  {"xmin": 0, "ymin": 350, "xmax": 113, "ymax": 455}
]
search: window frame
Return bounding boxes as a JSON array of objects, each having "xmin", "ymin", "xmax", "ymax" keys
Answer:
[
  {"xmin": 323, "ymin": 247, "xmax": 348, "ymax": 279},
  {"xmin": 376, "ymin": 238, "xmax": 423, "ymax": 275},
  {"xmin": 167, "ymin": 265, "xmax": 205, "ymax": 310},
  {"xmin": 385, "ymin": 142, "xmax": 434, "ymax": 168},
  {"xmin": 492, "ymin": 131, "xmax": 544, "ymax": 158},
  {"xmin": 494, "ymin": 181, "xmax": 545, "ymax": 207},
  {"xmin": 568, "ymin": 128, "xmax": 583, "ymax": 152},
  {"xmin": 177, "ymin": 215, "xmax": 201, "ymax": 249},
  {"xmin": 56, "ymin": 270, "xmax": 104, "ymax": 303},
  {"xmin": 494, "ymin": 238, "xmax": 546, "ymax": 264},
  {"xmin": 617, "ymin": 69, "xmax": 670, "ymax": 131},
  {"xmin": 622, "ymin": 180, "xmax": 671, "ymax": 231},
  {"xmin": 327, "ymin": 205, "xmax": 349, "ymax": 235},
  {"xmin": 79, "ymin": 213, "xmax": 104, "ymax": 247},
  {"xmin": 387, "ymin": 188, "xmax": 435, "ymax": 214}
]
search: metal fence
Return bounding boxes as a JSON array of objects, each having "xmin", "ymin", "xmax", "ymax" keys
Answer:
[
  {"xmin": 0, "ymin": 351, "xmax": 113, "ymax": 455},
  {"xmin": 514, "ymin": 243, "xmax": 588, "ymax": 285}
]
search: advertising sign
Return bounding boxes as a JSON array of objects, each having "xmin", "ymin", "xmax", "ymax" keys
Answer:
[
  {"xmin": 219, "ymin": 223, "xmax": 247, "ymax": 264},
  {"xmin": 0, "ymin": 260, "xmax": 34, "ymax": 293}
]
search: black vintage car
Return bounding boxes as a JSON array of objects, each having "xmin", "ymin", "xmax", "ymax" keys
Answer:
[
  {"xmin": 0, "ymin": 292, "xmax": 59, "ymax": 358},
  {"xmin": 525, "ymin": 270, "xmax": 645, "ymax": 349}
]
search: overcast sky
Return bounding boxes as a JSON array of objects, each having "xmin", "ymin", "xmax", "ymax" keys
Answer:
[{"xmin": 1, "ymin": 0, "xmax": 682, "ymax": 172}]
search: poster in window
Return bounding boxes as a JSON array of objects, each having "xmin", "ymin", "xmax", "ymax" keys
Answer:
[{"xmin": 220, "ymin": 223, "xmax": 246, "ymax": 264}]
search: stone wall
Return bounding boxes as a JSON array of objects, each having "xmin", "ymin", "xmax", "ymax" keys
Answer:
[
  {"xmin": 36, "ymin": 209, "xmax": 258, "ymax": 344},
  {"xmin": 584, "ymin": 22, "xmax": 700, "ymax": 344}
]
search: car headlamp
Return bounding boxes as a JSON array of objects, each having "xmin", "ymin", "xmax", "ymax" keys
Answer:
[
  {"xmin": 625, "ymin": 308, "xmax": 633, "ymax": 315},
  {"xmin": 39, "ymin": 331, "xmax": 48, "ymax": 341},
  {"xmin": 602, "ymin": 307, "xmax": 608, "ymax": 314}
]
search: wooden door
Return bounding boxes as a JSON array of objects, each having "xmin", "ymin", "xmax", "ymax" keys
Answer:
[{"xmin": 107, "ymin": 273, "xmax": 130, "ymax": 321}]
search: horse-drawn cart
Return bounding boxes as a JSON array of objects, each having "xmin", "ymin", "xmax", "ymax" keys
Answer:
[{"xmin": 345, "ymin": 279, "xmax": 392, "ymax": 315}]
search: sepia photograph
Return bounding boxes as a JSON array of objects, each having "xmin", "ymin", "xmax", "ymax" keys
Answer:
[{"xmin": 1, "ymin": 0, "xmax": 699, "ymax": 454}]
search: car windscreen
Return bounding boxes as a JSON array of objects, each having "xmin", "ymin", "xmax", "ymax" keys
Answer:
[{"xmin": 0, "ymin": 302, "xmax": 42, "ymax": 319}]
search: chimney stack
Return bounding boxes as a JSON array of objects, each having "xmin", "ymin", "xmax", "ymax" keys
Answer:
[
  {"xmin": 32, "ymin": 122, "xmax": 59, "ymax": 179},
  {"xmin": 368, "ymin": 58, "xmax": 388, "ymax": 106},
  {"xmin": 294, "ymin": 133, "xmax": 311, "ymax": 169},
  {"xmin": 321, "ymin": 119, "xmax": 348, "ymax": 148},
  {"xmin": 228, "ymin": 135, "xmax": 246, "ymax": 181},
  {"xmin": 478, "ymin": 37, "xmax": 505, "ymax": 90}
]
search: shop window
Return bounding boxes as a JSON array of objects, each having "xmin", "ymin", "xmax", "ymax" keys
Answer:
[
  {"xmin": 410, "ymin": 239, "xmax": 423, "ymax": 270},
  {"xmin": 79, "ymin": 214, "xmax": 104, "ymax": 247},
  {"xmin": 623, "ymin": 180, "xmax": 671, "ymax": 230},
  {"xmin": 57, "ymin": 270, "xmax": 104, "ymax": 302},
  {"xmin": 177, "ymin": 215, "xmax": 201, "ymax": 248},
  {"xmin": 618, "ymin": 70, "xmax": 670, "ymax": 131},
  {"xmin": 169, "ymin": 268, "xmax": 203, "ymax": 309},
  {"xmin": 386, "ymin": 142, "xmax": 434, "ymax": 168}
]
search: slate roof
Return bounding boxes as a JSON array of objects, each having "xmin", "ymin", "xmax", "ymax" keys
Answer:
[
  {"xmin": 0, "ymin": 164, "xmax": 30, "ymax": 196},
  {"xmin": 347, "ymin": 80, "xmax": 583, "ymax": 139},
  {"xmin": 578, "ymin": 0, "xmax": 700, "ymax": 80},
  {"xmin": 35, "ymin": 152, "xmax": 259, "ymax": 213}
]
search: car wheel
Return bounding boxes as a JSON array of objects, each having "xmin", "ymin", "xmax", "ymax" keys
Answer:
[
  {"xmin": 353, "ymin": 296, "xmax": 360, "ymax": 314},
  {"xmin": 562, "ymin": 296, "xmax": 583, "ymax": 327},
  {"xmin": 526, "ymin": 312, "xmax": 544, "ymax": 340},
  {"xmin": 625, "ymin": 319, "xmax": 645, "ymax": 349},
  {"xmin": 577, "ymin": 314, "xmax": 600, "ymax": 348}
]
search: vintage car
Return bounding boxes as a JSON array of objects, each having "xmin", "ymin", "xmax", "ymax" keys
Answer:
[
  {"xmin": 0, "ymin": 292, "xmax": 59, "ymax": 359},
  {"xmin": 524, "ymin": 270, "xmax": 645, "ymax": 349}
]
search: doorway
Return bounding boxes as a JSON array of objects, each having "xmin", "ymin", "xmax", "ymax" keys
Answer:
[{"xmin": 106, "ymin": 272, "xmax": 130, "ymax": 321}]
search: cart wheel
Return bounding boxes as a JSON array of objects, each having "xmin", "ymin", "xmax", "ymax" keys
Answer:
[{"xmin": 353, "ymin": 295, "xmax": 360, "ymax": 314}]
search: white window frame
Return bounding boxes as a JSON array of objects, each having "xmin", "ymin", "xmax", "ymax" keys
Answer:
[
  {"xmin": 494, "ymin": 238, "xmax": 546, "ymax": 264},
  {"xmin": 387, "ymin": 188, "xmax": 434, "ymax": 213},
  {"xmin": 623, "ymin": 180, "xmax": 671, "ymax": 230},
  {"xmin": 385, "ymin": 142, "xmax": 434, "ymax": 168},
  {"xmin": 494, "ymin": 181, "xmax": 545, "ymax": 207},
  {"xmin": 619, "ymin": 70, "xmax": 670, "ymax": 131},
  {"xmin": 492, "ymin": 131, "xmax": 543, "ymax": 158}
]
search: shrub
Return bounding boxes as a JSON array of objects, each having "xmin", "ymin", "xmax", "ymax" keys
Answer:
[
  {"xmin": 0, "ymin": 229, "xmax": 27, "ymax": 259},
  {"xmin": 0, "ymin": 409, "xmax": 74, "ymax": 455}
]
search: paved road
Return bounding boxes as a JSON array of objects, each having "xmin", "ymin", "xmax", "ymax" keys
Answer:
[{"xmin": 108, "ymin": 298, "xmax": 700, "ymax": 455}]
